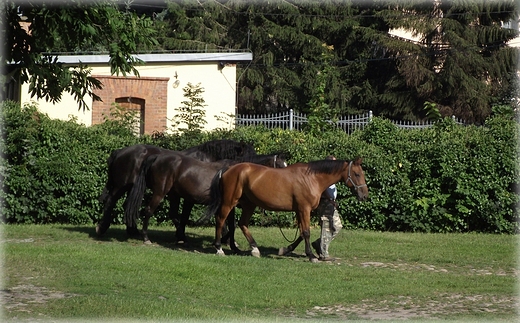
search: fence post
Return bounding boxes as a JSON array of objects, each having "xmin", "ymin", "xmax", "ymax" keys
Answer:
[
  {"xmin": 369, "ymin": 110, "xmax": 373, "ymax": 123},
  {"xmin": 289, "ymin": 109, "xmax": 293, "ymax": 130}
]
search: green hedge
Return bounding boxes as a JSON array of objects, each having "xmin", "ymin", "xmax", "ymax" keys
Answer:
[{"xmin": 1, "ymin": 101, "xmax": 518, "ymax": 233}]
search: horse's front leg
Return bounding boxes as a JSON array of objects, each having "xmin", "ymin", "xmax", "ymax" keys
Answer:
[
  {"xmin": 225, "ymin": 208, "xmax": 241, "ymax": 254},
  {"xmin": 301, "ymin": 228, "xmax": 318, "ymax": 263},
  {"xmin": 222, "ymin": 208, "xmax": 241, "ymax": 249},
  {"xmin": 96, "ymin": 193, "xmax": 116, "ymax": 236},
  {"xmin": 238, "ymin": 203, "xmax": 260, "ymax": 257},
  {"xmin": 169, "ymin": 195, "xmax": 182, "ymax": 229},
  {"xmin": 299, "ymin": 211, "xmax": 318, "ymax": 263},
  {"xmin": 172, "ymin": 197, "xmax": 192, "ymax": 245}
]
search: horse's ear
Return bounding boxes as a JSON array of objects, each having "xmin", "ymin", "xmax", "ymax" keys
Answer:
[{"xmin": 354, "ymin": 157, "xmax": 363, "ymax": 165}]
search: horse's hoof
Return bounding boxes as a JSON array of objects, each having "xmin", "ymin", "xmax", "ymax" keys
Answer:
[
  {"xmin": 144, "ymin": 240, "xmax": 152, "ymax": 245},
  {"xmin": 216, "ymin": 249, "xmax": 226, "ymax": 256},
  {"xmin": 176, "ymin": 240, "xmax": 190, "ymax": 247},
  {"xmin": 95, "ymin": 225, "xmax": 107, "ymax": 236},
  {"xmin": 278, "ymin": 247, "xmax": 290, "ymax": 256},
  {"xmin": 251, "ymin": 247, "xmax": 261, "ymax": 258},
  {"xmin": 310, "ymin": 257, "xmax": 319, "ymax": 263}
]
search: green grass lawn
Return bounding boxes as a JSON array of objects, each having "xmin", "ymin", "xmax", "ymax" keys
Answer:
[{"xmin": 1, "ymin": 224, "xmax": 518, "ymax": 322}]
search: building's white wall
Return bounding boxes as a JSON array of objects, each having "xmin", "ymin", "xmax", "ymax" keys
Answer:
[
  {"xmin": 20, "ymin": 60, "xmax": 238, "ymax": 132},
  {"xmin": 20, "ymin": 81, "xmax": 94, "ymax": 126},
  {"xmin": 136, "ymin": 62, "xmax": 237, "ymax": 131}
]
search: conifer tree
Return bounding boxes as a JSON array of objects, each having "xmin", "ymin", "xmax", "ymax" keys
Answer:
[
  {"xmin": 149, "ymin": 0, "xmax": 518, "ymax": 123},
  {"xmin": 171, "ymin": 82, "xmax": 208, "ymax": 133},
  {"xmin": 378, "ymin": 0, "xmax": 518, "ymax": 122}
]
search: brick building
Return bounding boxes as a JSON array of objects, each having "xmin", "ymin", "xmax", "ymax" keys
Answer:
[{"xmin": 11, "ymin": 52, "xmax": 252, "ymax": 134}]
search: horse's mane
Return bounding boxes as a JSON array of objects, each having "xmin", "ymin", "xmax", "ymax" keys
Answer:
[
  {"xmin": 210, "ymin": 158, "xmax": 237, "ymax": 168},
  {"xmin": 238, "ymin": 152, "xmax": 285, "ymax": 163},
  {"xmin": 306, "ymin": 159, "xmax": 347, "ymax": 175},
  {"xmin": 182, "ymin": 139, "xmax": 256, "ymax": 161}
]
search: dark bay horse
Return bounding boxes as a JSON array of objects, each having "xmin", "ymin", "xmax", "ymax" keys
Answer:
[
  {"xmin": 96, "ymin": 140, "xmax": 256, "ymax": 236},
  {"xmin": 206, "ymin": 158, "xmax": 368, "ymax": 262},
  {"xmin": 125, "ymin": 151, "xmax": 287, "ymax": 243}
]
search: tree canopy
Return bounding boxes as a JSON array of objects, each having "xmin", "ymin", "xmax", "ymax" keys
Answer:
[
  {"xmin": 2, "ymin": 0, "xmax": 157, "ymax": 110},
  {"xmin": 151, "ymin": 0, "xmax": 518, "ymax": 123},
  {"xmin": 2, "ymin": 0, "xmax": 518, "ymax": 123}
]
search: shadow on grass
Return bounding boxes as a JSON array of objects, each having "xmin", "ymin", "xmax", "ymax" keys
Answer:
[{"xmin": 62, "ymin": 225, "xmax": 305, "ymax": 260}]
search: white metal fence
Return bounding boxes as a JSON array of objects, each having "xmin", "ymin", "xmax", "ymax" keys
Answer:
[{"xmin": 236, "ymin": 109, "xmax": 463, "ymax": 132}]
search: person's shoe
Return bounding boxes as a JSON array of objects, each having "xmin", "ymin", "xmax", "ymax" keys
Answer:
[{"xmin": 318, "ymin": 256, "xmax": 336, "ymax": 262}]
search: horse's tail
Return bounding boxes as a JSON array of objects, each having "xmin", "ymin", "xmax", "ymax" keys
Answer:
[
  {"xmin": 124, "ymin": 154, "xmax": 158, "ymax": 228},
  {"xmin": 198, "ymin": 166, "xmax": 229, "ymax": 225}
]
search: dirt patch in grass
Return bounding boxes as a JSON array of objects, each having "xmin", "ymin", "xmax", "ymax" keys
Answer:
[
  {"xmin": 357, "ymin": 260, "xmax": 519, "ymax": 277},
  {"xmin": 1, "ymin": 283, "xmax": 79, "ymax": 313},
  {"xmin": 300, "ymin": 259, "xmax": 519, "ymax": 320},
  {"xmin": 2, "ymin": 277, "xmax": 517, "ymax": 322},
  {"xmin": 307, "ymin": 294, "xmax": 519, "ymax": 320}
]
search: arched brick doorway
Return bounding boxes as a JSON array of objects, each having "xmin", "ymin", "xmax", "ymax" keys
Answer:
[
  {"xmin": 92, "ymin": 76, "xmax": 169, "ymax": 134},
  {"xmin": 115, "ymin": 97, "xmax": 145, "ymax": 135}
]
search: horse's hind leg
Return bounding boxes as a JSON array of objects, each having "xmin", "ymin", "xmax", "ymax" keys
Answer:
[
  {"xmin": 141, "ymin": 194, "xmax": 164, "ymax": 244},
  {"xmin": 278, "ymin": 236, "xmax": 303, "ymax": 256},
  {"xmin": 214, "ymin": 205, "xmax": 234, "ymax": 256}
]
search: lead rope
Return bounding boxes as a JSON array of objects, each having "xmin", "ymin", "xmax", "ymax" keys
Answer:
[{"xmin": 279, "ymin": 225, "xmax": 300, "ymax": 243}]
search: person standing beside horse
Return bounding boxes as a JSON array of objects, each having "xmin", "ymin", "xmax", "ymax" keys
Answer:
[{"xmin": 312, "ymin": 155, "xmax": 343, "ymax": 261}]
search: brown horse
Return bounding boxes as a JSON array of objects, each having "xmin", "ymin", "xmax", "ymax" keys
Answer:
[
  {"xmin": 206, "ymin": 158, "xmax": 368, "ymax": 262},
  {"xmin": 125, "ymin": 151, "xmax": 287, "ymax": 243}
]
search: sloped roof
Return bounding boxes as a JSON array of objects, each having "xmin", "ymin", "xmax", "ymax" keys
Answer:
[{"xmin": 52, "ymin": 51, "xmax": 253, "ymax": 64}]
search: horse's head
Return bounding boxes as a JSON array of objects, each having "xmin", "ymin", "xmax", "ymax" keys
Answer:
[
  {"xmin": 235, "ymin": 141, "xmax": 257, "ymax": 158},
  {"xmin": 273, "ymin": 153, "xmax": 288, "ymax": 168},
  {"xmin": 343, "ymin": 158, "xmax": 368, "ymax": 201}
]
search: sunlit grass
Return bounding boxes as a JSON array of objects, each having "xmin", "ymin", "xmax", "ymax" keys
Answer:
[{"xmin": 2, "ymin": 224, "xmax": 518, "ymax": 322}]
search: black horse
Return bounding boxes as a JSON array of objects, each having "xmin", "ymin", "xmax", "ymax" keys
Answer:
[
  {"xmin": 124, "ymin": 151, "xmax": 287, "ymax": 243},
  {"xmin": 96, "ymin": 140, "xmax": 257, "ymax": 236}
]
